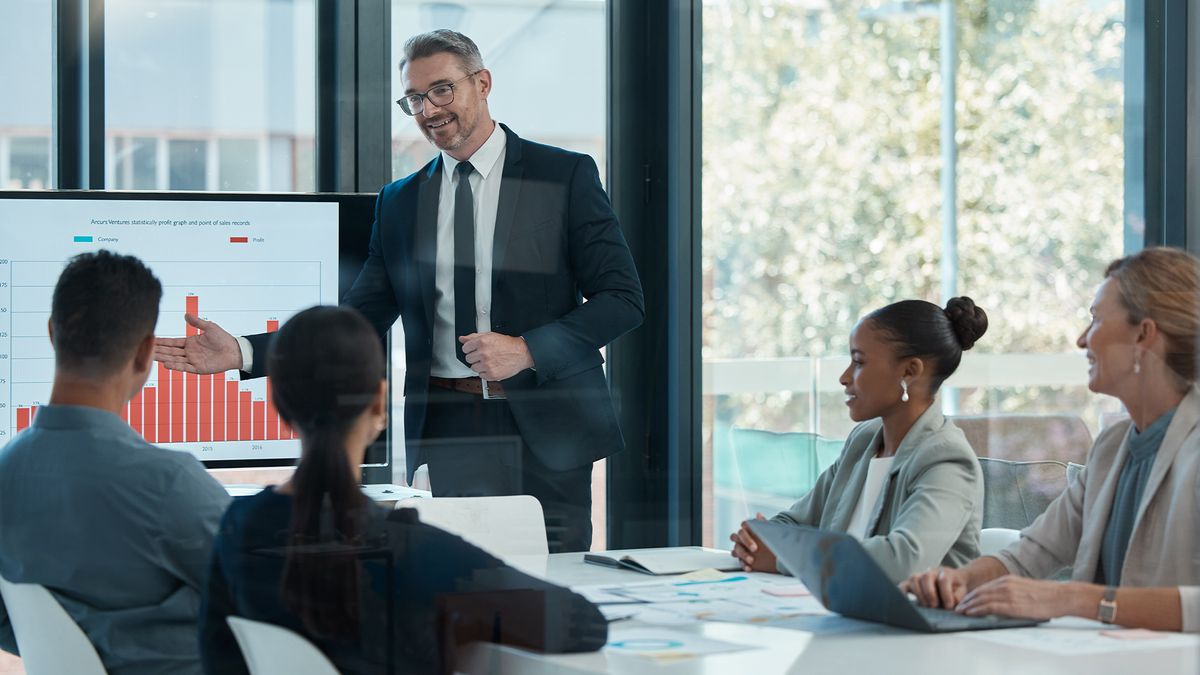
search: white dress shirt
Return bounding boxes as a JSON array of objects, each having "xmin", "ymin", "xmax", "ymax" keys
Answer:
[
  {"xmin": 238, "ymin": 123, "xmax": 507, "ymax": 377},
  {"xmin": 845, "ymin": 456, "xmax": 895, "ymax": 540},
  {"xmin": 431, "ymin": 122, "xmax": 506, "ymax": 378}
]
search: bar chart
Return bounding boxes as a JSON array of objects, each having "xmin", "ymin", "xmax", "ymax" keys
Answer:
[
  {"xmin": 0, "ymin": 197, "xmax": 339, "ymax": 463},
  {"xmin": 14, "ymin": 300, "xmax": 295, "ymax": 444}
]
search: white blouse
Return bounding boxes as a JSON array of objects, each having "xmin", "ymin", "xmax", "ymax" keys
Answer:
[{"xmin": 845, "ymin": 456, "xmax": 895, "ymax": 540}]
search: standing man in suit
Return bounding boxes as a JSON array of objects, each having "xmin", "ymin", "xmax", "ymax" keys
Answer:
[{"xmin": 155, "ymin": 29, "xmax": 643, "ymax": 552}]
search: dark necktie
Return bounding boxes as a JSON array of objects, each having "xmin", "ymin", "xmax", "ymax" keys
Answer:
[{"xmin": 453, "ymin": 161, "xmax": 476, "ymax": 368}]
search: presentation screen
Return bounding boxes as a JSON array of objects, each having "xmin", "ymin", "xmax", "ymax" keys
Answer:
[{"xmin": 0, "ymin": 191, "xmax": 383, "ymax": 469}]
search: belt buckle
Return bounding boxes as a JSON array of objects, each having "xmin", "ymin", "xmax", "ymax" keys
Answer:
[{"xmin": 481, "ymin": 380, "xmax": 506, "ymax": 400}]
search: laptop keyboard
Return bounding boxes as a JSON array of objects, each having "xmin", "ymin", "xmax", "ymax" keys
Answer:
[{"xmin": 913, "ymin": 605, "xmax": 1011, "ymax": 630}]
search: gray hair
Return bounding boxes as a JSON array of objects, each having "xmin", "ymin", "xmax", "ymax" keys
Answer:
[{"xmin": 399, "ymin": 29, "xmax": 485, "ymax": 74}]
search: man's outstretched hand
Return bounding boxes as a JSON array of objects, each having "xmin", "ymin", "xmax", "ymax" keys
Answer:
[{"xmin": 154, "ymin": 313, "xmax": 243, "ymax": 374}]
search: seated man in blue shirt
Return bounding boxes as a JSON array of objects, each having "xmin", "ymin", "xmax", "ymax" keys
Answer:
[{"xmin": 0, "ymin": 251, "xmax": 231, "ymax": 675}]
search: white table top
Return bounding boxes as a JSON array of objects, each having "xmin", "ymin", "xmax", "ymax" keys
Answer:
[{"xmin": 459, "ymin": 551, "xmax": 1200, "ymax": 675}]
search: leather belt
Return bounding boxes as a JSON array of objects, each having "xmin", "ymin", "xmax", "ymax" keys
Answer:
[{"xmin": 429, "ymin": 376, "xmax": 506, "ymax": 399}]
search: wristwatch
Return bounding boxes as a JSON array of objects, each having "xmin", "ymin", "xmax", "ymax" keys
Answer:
[{"xmin": 1098, "ymin": 586, "xmax": 1118, "ymax": 624}]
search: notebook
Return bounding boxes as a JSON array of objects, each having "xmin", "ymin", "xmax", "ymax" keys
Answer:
[{"xmin": 584, "ymin": 547, "xmax": 743, "ymax": 575}]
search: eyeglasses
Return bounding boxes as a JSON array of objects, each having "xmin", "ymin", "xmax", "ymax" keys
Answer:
[{"xmin": 396, "ymin": 70, "xmax": 482, "ymax": 116}]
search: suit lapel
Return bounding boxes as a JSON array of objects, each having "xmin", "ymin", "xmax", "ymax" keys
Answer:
[
  {"xmin": 865, "ymin": 403, "xmax": 941, "ymax": 535},
  {"xmin": 1130, "ymin": 386, "xmax": 1200, "ymax": 539},
  {"xmin": 1075, "ymin": 424, "xmax": 1133, "ymax": 579},
  {"xmin": 416, "ymin": 157, "xmax": 442, "ymax": 327},
  {"xmin": 491, "ymin": 124, "xmax": 524, "ymax": 287},
  {"xmin": 830, "ymin": 424, "xmax": 881, "ymax": 531}
]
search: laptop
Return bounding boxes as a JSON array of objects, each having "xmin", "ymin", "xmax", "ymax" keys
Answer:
[{"xmin": 747, "ymin": 520, "xmax": 1043, "ymax": 632}]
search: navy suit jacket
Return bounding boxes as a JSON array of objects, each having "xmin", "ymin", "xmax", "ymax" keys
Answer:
[{"xmin": 246, "ymin": 125, "xmax": 644, "ymax": 479}]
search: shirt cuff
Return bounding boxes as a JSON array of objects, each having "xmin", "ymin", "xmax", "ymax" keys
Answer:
[
  {"xmin": 236, "ymin": 336, "xmax": 253, "ymax": 373},
  {"xmin": 1180, "ymin": 586, "xmax": 1200, "ymax": 633}
]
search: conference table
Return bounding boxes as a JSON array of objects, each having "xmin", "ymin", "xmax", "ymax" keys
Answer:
[{"xmin": 455, "ymin": 551, "xmax": 1200, "ymax": 675}]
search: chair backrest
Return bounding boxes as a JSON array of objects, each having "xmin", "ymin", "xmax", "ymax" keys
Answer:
[
  {"xmin": 978, "ymin": 527, "xmax": 1021, "ymax": 557},
  {"xmin": 226, "ymin": 616, "xmax": 340, "ymax": 675},
  {"xmin": 949, "ymin": 413, "xmax": 1092, "ymax": 465},
  {"xmin": 0, "ymin": 576, "xmax": 108, "ymax": 675},
  {"xmin": 394, "ymin": 495, "xmax": 549, "ymax": 558},
  {"xmin": 726, "ymin": 428, "xmax": 843, "ymax": 500},
  {"xmin": 1067, "ymin": 461, "xmax": 1085, "ymax": 486},
  {"xmin": 978, "ymin": 457, "xmax": 1071, "ymax": 529}
]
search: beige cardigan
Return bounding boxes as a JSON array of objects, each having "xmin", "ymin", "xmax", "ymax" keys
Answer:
[
  {"xmin": 996, "ymin": 386, "xmax": 1200, "ymax": 632},
  {"xmin": 773, "ymin": 403, "xmax": 984, "ymax": 583}
]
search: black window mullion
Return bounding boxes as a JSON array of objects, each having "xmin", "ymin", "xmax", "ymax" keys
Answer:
[{"xmin": 55, "ymin": 0, "xmax": 105, "ymax": 189}]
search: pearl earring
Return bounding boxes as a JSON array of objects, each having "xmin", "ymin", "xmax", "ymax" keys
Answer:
[
  {"xmin": 1133, "ymin": 357, "xmax": 1141, "ymax": 375},
  {"xmin": 900, "ymin": 379, "xmax": 909, "ymax": 403}
]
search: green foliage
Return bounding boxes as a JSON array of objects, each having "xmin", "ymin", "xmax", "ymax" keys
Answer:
[{"xmin": 702, "ymin": 0, "xmax": 1124, "ymax": 363}]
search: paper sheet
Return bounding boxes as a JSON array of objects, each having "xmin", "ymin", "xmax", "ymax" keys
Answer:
[
  {"xmin": 963, "ymin": 617, "xmax": 1200, "ymax": 655},
  {"xmin": 605, "ymin": 627, "xmax": 755, "ymax": 661},
  {"xmin": 580, "ymin": 575, "xmax": 828, "ymax": 626}
]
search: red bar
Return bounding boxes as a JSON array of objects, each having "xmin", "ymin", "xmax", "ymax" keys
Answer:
[
  {"xmin": 119, "ymin": 402, "xmax": 129, "ymax": 424},
  {"xmin": 186, "ymin": 295, "xmax": 200, "ymax": 328},
  {"xmin": 30, "ymin": 406, "xmax": 37, "ymax": 420},
  {"xmin": 213, "ymin": 375, "xmax": 225, "ymax": 442},
  {"xmin": 199, "ymin": 374, "xmax": 212, "ymax": 442},
  {"xmin": 266, "ymin": 379, "xmax": 279, "ymax": 441},
  {"xmin": 251, "ymin": 401, "xmax": 265, "ymax": 441},
  {"xmin": 265, "ymin": 321, "xmax": 281, "ymax": 440},
  {"xmin": 130, "ymin": 392, "xmax": 143, "ymax": 434},
  {"xmin": 229, "ymin": 236, "xmax": 249, "ymax": 243},
  {"xmin": 144, "ymin": 388, "xmax": 157, "ymax": 443},
  {"xmin": 226, "ymin": 381, "xmax": 238, "ymax": 441},
  {"xmin": 239, "ymin": 392, "xmax": 252, "ymax": 441},
  {"xmin": 184, "ymin": 371, "xmax": 197, "ymax": 442},
  {"xmin": 157, "ymin": 363, "xmax": 171, "ymax": 443},
  {"xmin": 171, "ymin": 368, "xmax": 183, "ymax": 442},
  {"xmin": 16, "ymin": 408, "xmax": 29, "ymax": 432}
]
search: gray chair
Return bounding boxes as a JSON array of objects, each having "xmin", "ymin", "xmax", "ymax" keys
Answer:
[
  {"xmin": 950, "ymin": 413, "xmax": 1092, "ymax": 465},
  {"xmin": 978, "ymin": 457, "xmax": 1072, "ymax": 530}
]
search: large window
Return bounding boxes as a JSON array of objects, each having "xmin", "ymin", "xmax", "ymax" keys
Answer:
[
  {"xmin": 702, "ymin": 0, "xmax": 1127, "ymax": 545},
  {"xmin": 105, "ymin": 0, "xmax": 316, "ymax": 191},
  {"xmin": 389, "ymin": 1, "xmax": 607, "ymax": 180},
  {"xmin": 388, "ymin": 0, "xmax": 609, "ymax": 547},
  {"xmin": 0, "ymin": 0, "xmax": 53, "ymax": 189}
]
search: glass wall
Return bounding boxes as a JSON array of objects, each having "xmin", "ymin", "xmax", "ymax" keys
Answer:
[
  {"xmin": 390, "ymin": 0, "xmax": 607, "ymax": 180},
  {"xmin": 105, "ymin": 0, "xmax": 317, "ymax": 191},
  {"xmin": 388, "ymin": 0, "xmax": 609, "ymax": 547},
  {"xmin": 702, "ymin": 0, "xmax": 1127, "ymax": 545},
  {"xmin": 0, "ymin": 0, "xmax": 53, "ymax": 189}
]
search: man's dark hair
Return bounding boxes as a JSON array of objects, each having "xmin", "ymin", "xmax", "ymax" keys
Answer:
[{"xmin": 50, "ymin": 250, "xmax": 162, "ymax": 376}]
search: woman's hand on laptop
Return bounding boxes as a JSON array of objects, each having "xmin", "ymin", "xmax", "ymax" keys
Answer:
[
  {"xmin": 901, "ymin": 566, "xmax": 969, "ymax": 609},
  {"xmin": 729, "ymin": 513, "xmax": 778, "ymax": 573},
  {"xmin": 956, "ymin": 576, "xmax": 1085, "ymax": 620}
]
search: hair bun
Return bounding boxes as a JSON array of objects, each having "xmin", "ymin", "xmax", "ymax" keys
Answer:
[{"xmin": 944, "ymin": 296, "xmax": 988, "ymax": 350}]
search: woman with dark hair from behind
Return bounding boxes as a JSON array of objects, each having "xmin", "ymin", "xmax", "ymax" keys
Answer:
[
  {"xmin": 199, "ymin": 306, "xmax": 606, "ymax": 674},
  {"xmin": 730, "ymin": 297, "xmax": 990, "ymax": 582}
]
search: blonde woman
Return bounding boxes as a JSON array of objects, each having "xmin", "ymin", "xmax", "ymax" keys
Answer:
[{"xmin": 903, "ymin": 247, "xmax": 1200, "ymax": 632}]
